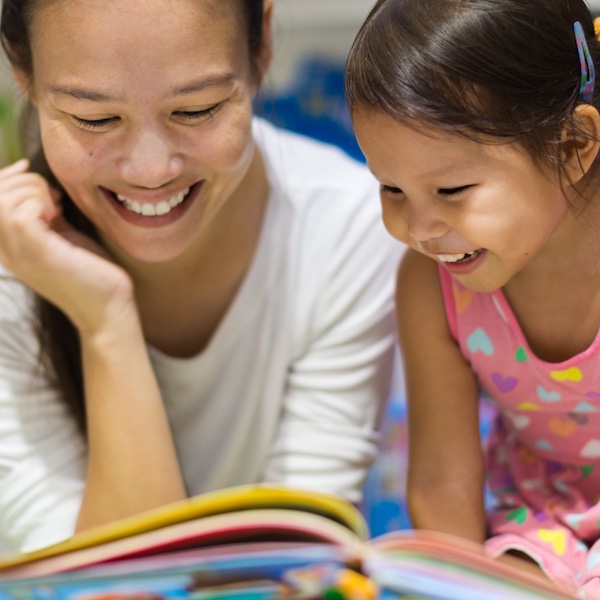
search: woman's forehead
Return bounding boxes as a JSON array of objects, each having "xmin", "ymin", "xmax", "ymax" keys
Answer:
[
  {"xmin": 29, "ymin": 0, "xmax": 242, "ymax": 42},
  {"xmin": 28, "ymin": 0, "xmax": 248, "ymax": 83}
]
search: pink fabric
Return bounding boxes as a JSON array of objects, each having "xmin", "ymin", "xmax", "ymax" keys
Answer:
[{"xmin": 439, "ymin": 266, "xmax": 600, "ymax": 597}]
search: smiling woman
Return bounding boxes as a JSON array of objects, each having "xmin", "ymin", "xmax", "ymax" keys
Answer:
[{"xmin": 0, "ymin": 0, "xmax": 402, "ymax": 553}]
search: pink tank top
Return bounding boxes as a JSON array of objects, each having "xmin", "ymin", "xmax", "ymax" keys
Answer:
[{"xmin": 438, "ymin": 266, "xmax": 600, "ymax": 466}]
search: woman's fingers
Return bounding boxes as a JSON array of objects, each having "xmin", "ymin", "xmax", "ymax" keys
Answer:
[
  {"xmin": 0, "ymin": 158, "xmax": 29, "ymax": 180},
  {"xmin": 0, "ymin": 160, "xmax": 135, "ymax": 334}
]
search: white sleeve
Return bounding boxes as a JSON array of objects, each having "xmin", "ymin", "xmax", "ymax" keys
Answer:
[
  {"xmin": 0, "ymin": 282, "xmax": 86, "ymax": 553},
  {"xmin": 263, "ymin": 184, "xmax": 404, "ymax": 503}
]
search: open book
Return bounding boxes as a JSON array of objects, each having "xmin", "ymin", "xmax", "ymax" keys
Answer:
[{"xmin": 0, "ymin": 484, "xmax": 573, "ymax": 599}]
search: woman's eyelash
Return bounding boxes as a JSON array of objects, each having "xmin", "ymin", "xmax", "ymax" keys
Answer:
[
  {"xmin": 73, "ymin": 105, "xmax": 221, "ymax": 130},
  {"xmin": 73, "ymin": 116, "xmax": 117, "ymax": 130},
  {"xmin": 175, "ymin": 105, "xmax": 220, "ymax": 120}
]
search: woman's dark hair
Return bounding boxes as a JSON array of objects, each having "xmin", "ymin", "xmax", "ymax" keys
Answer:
[
  {"xmin": 346, "ymin": 0, "xmax": 600, "ymax": 177},
  {"xmin": 0, "ymin": 0, "xmax": 266, "ymax": 433}
]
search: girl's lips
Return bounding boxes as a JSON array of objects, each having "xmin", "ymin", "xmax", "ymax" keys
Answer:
[
  {"xmin": 101, "ymin": 181, "xmax": 203, "ymax": 227},
  {"xmin": 440, "ymin": 248, "xmax": 488, "ymax": 275}
]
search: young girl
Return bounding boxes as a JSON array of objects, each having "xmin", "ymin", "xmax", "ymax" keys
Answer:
[
  {"xmin": 0, "ymin": 0, "xmax": 402, "ymax": 553},
  {"xmin": 347, "ymin": 0, "xmax": 600, "ymax": 596}
]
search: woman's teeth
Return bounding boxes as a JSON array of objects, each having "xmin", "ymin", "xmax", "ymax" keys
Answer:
[
  {"xmin": 438, "ymin": 251, "xmax": 480, "ymax": 264},
  {"xmin": 115, "ymin": 188, "xmax": 189, "ymax": 216}
]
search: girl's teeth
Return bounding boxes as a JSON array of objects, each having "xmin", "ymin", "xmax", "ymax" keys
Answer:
[
  {"xmin": 115, "ymin": 188, "xmax": 189, "ymax": 216},
  {"xmin": 438, "ymin": 253, "xmax": 470, "ymax": 263},
  {"xmin": 438, "ymin": 251, "xmax": 480, "ymax": 264}
]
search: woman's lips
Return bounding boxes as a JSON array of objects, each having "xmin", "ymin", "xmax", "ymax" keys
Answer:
[{"xmin": 101, "ymin": 181, "xmax": 203, "ymax": 227}]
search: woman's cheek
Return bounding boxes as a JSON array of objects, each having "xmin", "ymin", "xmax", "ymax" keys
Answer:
[
  {"xmin": 41, "ymin": 123, "xmax": 103, "ymax": 177},
  {"xmin": 198, "ymin": 108, "xmax": 254, "ymax": 170}
]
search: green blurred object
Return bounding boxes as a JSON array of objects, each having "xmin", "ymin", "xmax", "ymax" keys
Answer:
[{"xmin": 0, "ymin": 91, "xmax": 23, "ymax": 167}]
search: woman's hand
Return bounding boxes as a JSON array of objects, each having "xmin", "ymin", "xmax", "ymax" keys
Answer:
[
  {"xmin": 0, "ymin": 159, "xmax": 135, "ymax": 335},
  {"xmin": 0, "ymin": 160, "xmax": 187, "ymax": 528}
]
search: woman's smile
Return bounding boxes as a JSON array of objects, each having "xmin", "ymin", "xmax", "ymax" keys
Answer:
[{"xmin": 100, "ymin": 181, "xmax": 203, "ymax": 228}]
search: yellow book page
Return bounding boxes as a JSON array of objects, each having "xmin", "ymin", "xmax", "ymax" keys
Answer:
[
  {"xmin": 0, "ymin": 509, "xmax": 365, "ymax": 580},
  {"xmin": 0, "ymin": 484, "xmax": 367, "ymax": 569}
]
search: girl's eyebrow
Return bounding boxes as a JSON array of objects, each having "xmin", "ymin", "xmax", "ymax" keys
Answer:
[{"xmin": 49, "ymin": 72, "xmax": 237, "ymax": 103}]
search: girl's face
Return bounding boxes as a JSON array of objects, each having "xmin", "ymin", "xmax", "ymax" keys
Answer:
[
  {"xmin": 23, "ymin": 0, "xmax": 267, "ymax": 264},
  {"xmin": 353, "ymin": 108, "xmax": 571, "ymax": 293}
]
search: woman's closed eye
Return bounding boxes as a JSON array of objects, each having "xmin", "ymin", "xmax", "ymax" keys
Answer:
[
  {"xmin": 73, "ymin": 116, "xmax": 119, "ymax": 130},
  {"xmin": 173, "ymin": 105, "xmax": 221, "ymax": 123},
  {"xmin": 71, "ymin": 104, "xmax": 222, "ymax": 131}
]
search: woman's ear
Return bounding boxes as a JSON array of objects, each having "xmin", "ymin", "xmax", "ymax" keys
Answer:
[
  {"xmin": 10, "ymin": 65, "xmax": 35, "ymax": 105},
  {"xmin": 561, "ymin": 104, "xmax": 600, "ymax": 184}
]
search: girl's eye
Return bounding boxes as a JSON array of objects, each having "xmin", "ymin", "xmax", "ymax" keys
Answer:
[
  {"xmin": 73, "ymin": 116, "xmax": 118, "ymax": 130},
  {"xmin": 174, "ymin": 105, "xmax": 220, "ymax": 122},
  {"xmin": 438, "ymin": 185, "xmax": 472, "ymax": 197},
  {"xmin": 380, "ymin": 184, "xmax": 403, "ymax": 195}
]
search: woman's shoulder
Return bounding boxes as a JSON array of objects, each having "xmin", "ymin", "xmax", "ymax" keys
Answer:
[
  {"xmin": 253, "ymin": 117, "xmax": 403, "ymax": 290},
  {"xmin": 0, "ymin": 268, "xmax": 40, "ymax": 364},
  {"xmin": 253, "ymin": 117, "xmax": 376, "ymax": 207},
  {"xmin": 0, "ymin": 266, "xmax": 36, "ymax": 324}
]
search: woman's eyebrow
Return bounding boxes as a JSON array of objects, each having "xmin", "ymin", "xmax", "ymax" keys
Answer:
[{"xmin": 49, "ymin": 72, "xmax": 237, "ymax": 103}]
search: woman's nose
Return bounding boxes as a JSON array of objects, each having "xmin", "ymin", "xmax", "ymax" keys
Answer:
[{"xmin": 119, "ymin": 128, "xmax": 184, "ymax": 188}]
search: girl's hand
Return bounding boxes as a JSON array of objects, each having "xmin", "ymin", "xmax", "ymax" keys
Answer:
[{"xmin": 0, "ymin": 159, "xmax": 135, "ymax": 335}]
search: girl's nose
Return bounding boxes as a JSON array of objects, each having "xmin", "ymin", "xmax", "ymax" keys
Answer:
[
  {"xmin": 119, "ymin": 128, "xmax": 184, "ymax": 188},
  {"xmin": 406, "ymin": 203, "xmax": 450, "ymax": 243}
]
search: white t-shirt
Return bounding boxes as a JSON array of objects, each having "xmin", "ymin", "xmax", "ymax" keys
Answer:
[{"xmin": 0, "ymin": 119, "xmax": 404, "ymax": 552}]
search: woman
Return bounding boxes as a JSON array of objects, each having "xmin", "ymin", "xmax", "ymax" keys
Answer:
[{"xmin": 0, "ymin": 0, "xmax": 401, "ymax": 552}]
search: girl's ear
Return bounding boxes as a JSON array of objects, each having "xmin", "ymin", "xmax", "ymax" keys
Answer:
[{"xmin": 561, "ymin": 104, "xmax": 600, "ymax": 184}]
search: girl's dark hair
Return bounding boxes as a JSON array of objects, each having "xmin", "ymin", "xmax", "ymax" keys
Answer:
[
  {"xmin": 346, "ymin": 0, "xmax": 600, "ymax": 176},
  {"xmin": 0, "ymin": 0, "xmax": 266, "ymax": 433}
]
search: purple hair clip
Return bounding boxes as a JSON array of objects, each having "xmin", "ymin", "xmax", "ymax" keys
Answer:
[{"xmin": 574, "ymin": 21, "xmax": 595, "ymax": 102}]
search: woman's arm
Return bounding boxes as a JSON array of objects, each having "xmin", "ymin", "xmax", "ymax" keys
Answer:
[
  {"xmin": 397, "ymin": 249, "xmax": 486, "ymax": 543},
  {"xmin": 0, "ymin": 161, "xmax": 186, "ymax": 534},
  {"xmin": 76, "ymin": 309, "xmax": 186, "ymax": 532}
]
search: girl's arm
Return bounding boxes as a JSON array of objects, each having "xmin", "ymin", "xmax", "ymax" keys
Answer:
[
  {"xmin": 396, "ymin": 249, "xmax": 486, "ymax": 543},
  {"xmin": 0, "ymin": 161, "xmax": 186, "ymax": 534}
]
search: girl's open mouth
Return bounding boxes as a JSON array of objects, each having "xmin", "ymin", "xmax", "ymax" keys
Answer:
[{"xmin": 437, "ymin": 249, "xmax": 484, "ymax": 264}]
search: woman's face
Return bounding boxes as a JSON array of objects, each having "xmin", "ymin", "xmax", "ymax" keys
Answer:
[{"xmin": 23, "ymin": 0, "xmax": 268, "ymax": 264}]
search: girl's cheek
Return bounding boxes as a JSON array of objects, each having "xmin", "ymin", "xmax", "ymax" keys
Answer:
[{"xmin": 381, "ymin": 203, "xmax": 408, "ymax": 242}]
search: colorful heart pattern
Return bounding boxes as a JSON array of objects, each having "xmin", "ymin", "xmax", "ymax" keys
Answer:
[
  {"xmin": 452, "ymin": 285, "xmax": 473, "ymax": 315},
  {"xmin": 537, "ymin": 529, "xmax": 567, "ymax": 555},
  {"xmin": 466, "ymin": 328, "xmax": 494, "ymax": 356},
  {"xmin": 444, "ymin": 273, "xmax": 600, "ymax": 566},
  {"xmin": 536, "ymin": 385, "xmax": 561, "ymax": 402},
  {"xmin": 550, "ymin": 368, "xmax": 583, "ymax": 383},
  {"xmin": 492, "ymin": 372, "xmax": 518, "ymax": 393},
  {"xmin": 506, "ymin": 506, "xmax": 528, "ymax": 525}
]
